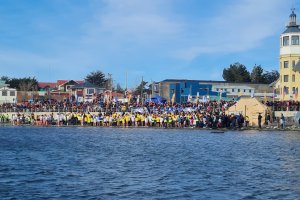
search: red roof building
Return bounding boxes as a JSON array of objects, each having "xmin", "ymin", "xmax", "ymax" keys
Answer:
[{"xmin": 38, "ymin": 82, "xmax": 57, "ymax": 89}]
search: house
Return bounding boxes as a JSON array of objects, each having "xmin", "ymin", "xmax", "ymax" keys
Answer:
[
  {"xmin": 71, "ymin": 82, "xmax": 105, "ymax": 102},
  {"xmin": 38, "ymin": 82, "xmax": 57, "ymax": 91},
  {"xmin": 56, "ymin": 80, "xmax": 84, "ymax": 92},
  {"xmin": 0, "ymin": 80, "xmax": 17, "ymax": 104}
]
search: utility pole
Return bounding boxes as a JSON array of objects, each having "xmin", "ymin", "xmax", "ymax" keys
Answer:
[
  {"xmin": 141, "ymin": 76, "xmax": 143, "ymax": 105},
  {"xmin": 108, "ymin": 73, "xmax": 113, "ymax": 99},
  {"xmin": 125, "ymin": 71, "xmax": 128, "ymax": 92}
]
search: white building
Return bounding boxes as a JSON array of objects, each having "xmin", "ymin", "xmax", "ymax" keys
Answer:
[
  {"xmin": 211, "ymin": 82, "xmax": 273, "ymax": 98},
  {"xmin": 0, "ymin": 83, "xmax": 17, "ymax": 104}
]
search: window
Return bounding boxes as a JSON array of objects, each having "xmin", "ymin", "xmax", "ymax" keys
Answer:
[
  {"xmin": 249, "ymin": 89, "xmax": 252, "ymax": 93},
  {"xmin": 284, "ymin": 75, "xmax": 289, "ymax": 82},
  {"xmin": 283, "ymin": 36, "xmax": 289, "ymax": 46},
  {"xmin": 232, "ymin": 89, "xmax": 235, "ymax": 92},
  {"xmin": 224, "ymin": 89, "xmax": 227, "ymax": 92},
  {"xmin": 293, "ymin": 74, "xmax": 295, "ymax": 82},
  {"xmin": 87, "ymin": 88, "xmax": 95, "ymax": 94},
  {"xmin": 238, "ymin": 89, "xmax": 240, "ymax": 92},
  {"xmin": 171, "ymin": 89, "xmax": 175, "ymax": 94},
  {"xmin": 2, "ymin": 90, "xmax": 7, "ymax": 96},
  {"xmin": 293, "ymin": 60, "xmax": 296, "ymax": 68},
  {"xmin": 292, "ymin": 35, "xmax": 299, "ymax": 45},
  {"xmin": 283, "ymin": 87, "xmax": 289, "ymax": 95},
  {"xmin": 244, "ymin": 89, "xmax": 246, "ymax": 92},
  {"xmin": 293, "ymin": 87, "xmax": 296, "ymax": 94},
  {"xmin": 10, "ymin": 91, "xmax": 15, "ymax": 96},
  {"xmin": 216, "ymin": 88, "xmax": 219, "ymax": 91},
  {"xmin": 284, "ymin": 61, "xmax": 289, "ymax": 68}
]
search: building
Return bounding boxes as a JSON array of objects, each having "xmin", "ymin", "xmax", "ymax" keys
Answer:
[
  {"xmin": 71, "ymin": 82, "xmax": 105, "ymax": 102},
  {"xmin": 280, "ymin": 9, "xmax": 300, "ymax": 101},
  {"xmin": 211, "ymin": 82, "xmax": 273, "ymax": 99},
  {"xmin": 37, "ymin": 80, "xmax": 84, "ymax": 101},
  {"xmin": 0, "ymin": 80, "xmax": 17, "ymax": 104},
  {"xmin": 170, "ymin": 81, "xmax": 226, "ymax": 103},
  {"xmin": 157, "ymin": 79, "xmax": 272, "ymax": 103}
]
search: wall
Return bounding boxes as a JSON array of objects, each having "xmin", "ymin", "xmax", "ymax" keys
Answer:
[{"xmin": 0, "ymin": 88, "xmax": 17, "ymax": 103}]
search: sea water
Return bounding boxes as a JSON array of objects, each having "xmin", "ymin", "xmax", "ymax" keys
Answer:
[{"xmin": 0, "ymin": 126, "xmax": 300, "ymax": 199}]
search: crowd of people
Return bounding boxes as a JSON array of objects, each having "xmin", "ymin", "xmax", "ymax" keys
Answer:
[
  {"xmin": 1, "ymin": 97, "xmax": 299, "ymax": 129},
  {"xmin": 7, "ymin": 110, "xmax": 247, "ymax": 129},
  {"xmin": 264, "ymin": 100, "xmax": 300, "ymax": 111},
  {"xmin": 0, "ymin": 99, "xmax": 254, "ymax": 129},
  {"xmin": 1, "ymin": 98, "xmax": 299, "ymax": 113},
  {"xmin": 0, "ymin": 98, "xmax": 237, "ymax": 114}
]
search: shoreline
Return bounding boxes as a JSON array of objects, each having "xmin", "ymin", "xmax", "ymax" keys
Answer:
[{"xmin": 1, "ymin": 123, "xmax": 300, "ymax": 132}]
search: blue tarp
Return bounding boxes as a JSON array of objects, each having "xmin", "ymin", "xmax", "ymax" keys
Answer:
[{"xmin": 145, "ymin": 95, "xmax": 167, "ymax": 104}]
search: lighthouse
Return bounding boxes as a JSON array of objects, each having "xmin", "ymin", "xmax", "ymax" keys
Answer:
[{"xmin": 280, "ymin": 9, "xmax": 300, "ymax": 101}]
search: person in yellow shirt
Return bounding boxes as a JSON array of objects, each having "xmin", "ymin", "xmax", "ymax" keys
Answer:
[
  {"xmin": 140, "ymin": 114, "xmax": 145, "ymax": 127},
  {"xmin": 124, "ymin": 114, "xmax": 129, "ymax": 127}
]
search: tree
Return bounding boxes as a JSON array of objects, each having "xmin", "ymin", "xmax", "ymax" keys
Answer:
[
  {"xmin": 85, "ymin": 70, "xmax": 107, "ymax": 87},
  {"xmin": 250, "ymin": 65, "xmax": 264, "ymax": 83},
  {"xmin": 19, "ymin": 78, "xmax": 39, "ymax": 91},
  {"xmin": 134, "ymin": 80, "xmax": 148, "ymax": 96},
  {"xmin": 222, "ymin": 62, "xmax": 251, "ymax": 82},
  {"xmin": 1, "ymin": 76, "xmax": 39, "ymax": 91},
  {"xmin": 0, "ymin": 76, "xmax": 9, "ymax": 83},
  {"xmin": 262, "ymin": 70, "xmax": 280, "ymax": 84},
  {"xmin": 115, "ymin": 83, "xmax": 124, "ymax": 94}
]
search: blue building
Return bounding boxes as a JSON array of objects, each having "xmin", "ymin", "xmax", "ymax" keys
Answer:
[{"xmin": 169, "ymin": 81, "xmax": 226, "ymax": 103}]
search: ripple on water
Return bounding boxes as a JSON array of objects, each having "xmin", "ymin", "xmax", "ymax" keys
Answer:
[{"xmin": 0, "ymin": 127, "xmax": 300, "ymax": 199}]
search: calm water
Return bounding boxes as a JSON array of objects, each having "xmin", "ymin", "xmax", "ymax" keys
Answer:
[{"xmin": 0, "ymin": 127, "xmax": 300, "ymax": 200}]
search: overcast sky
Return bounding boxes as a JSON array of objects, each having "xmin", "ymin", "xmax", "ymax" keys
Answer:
[{"xmin": 0, "ymin": 0, "xmax": 297, "ymax": 88}]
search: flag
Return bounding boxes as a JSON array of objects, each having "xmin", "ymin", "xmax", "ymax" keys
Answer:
[
  {"xmin": 219, "ymin": 91, "xmax": 222, "ymax": 101},
  {"xmin": 128, "ymin": 94, "xmax": 132, "ymax": 103},
  {"xmin": 188, "ymin": 94, "xmax": 192, "ymax": 102},
  {"xmin": 171, "ymin": 93, "xmax": 176, "ymax": 104},
  {"xmin": 295, "ymin": 87, "xmax": 298, "ymax": 100},
  {"xmin": 283, "ymin": 86, "xmax": 286, "ymax": 100},
  {"xmin": 251, "ymin": 90, "xmax": 254, "ymax": 98}
]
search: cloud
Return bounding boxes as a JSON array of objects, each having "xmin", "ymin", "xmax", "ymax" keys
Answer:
[
  {"xmin": 0, "ymin": 0, "xmax": 291, "ymax": 84},
  {"xmin": 82, "ymin": 0, "xmax": 183, "ymax": 47},
  {"xmin": 174, "ymin": 0, "xmax": 289, "ymax": 60}
]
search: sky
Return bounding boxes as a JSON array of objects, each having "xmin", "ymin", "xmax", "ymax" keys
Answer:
[{"xmin": 0, "ymin": 0, "xmax": 298, "ymax": 88}]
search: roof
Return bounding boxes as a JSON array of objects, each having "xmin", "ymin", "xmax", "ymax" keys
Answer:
[
  {"xmin": 57, "ymin": 80, "xmax": 84, "ymax": 86},
  {"xmin": 161, "ymin": 79, "xmax": 226, "ymax": 83},
  {"xmin": 160, "ymin": 79, "xmax": 270, "ymax": 85},
  {"xmin": 38, "ymin": 82, "xmax": 56, "ymax": 88},
  {"xmin": 71, "ymin": 81, "xmax": 102, "ymax": 89},
  {"xmin": 269, "ymin": 79, "xmax": 279, "ymax": 87},
  {"xmin": 282, "ymin": 26, "xmax": 300, "ymax": 34}
]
